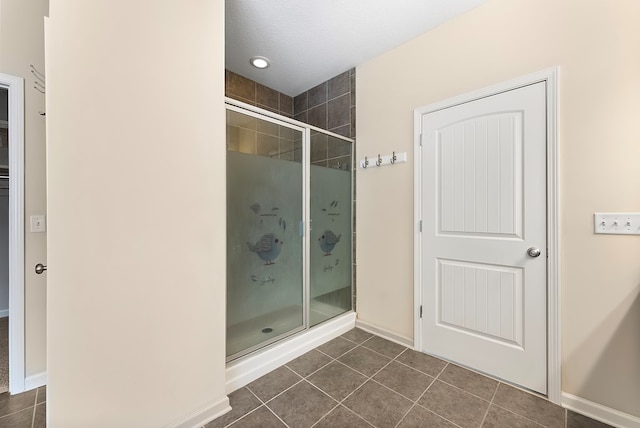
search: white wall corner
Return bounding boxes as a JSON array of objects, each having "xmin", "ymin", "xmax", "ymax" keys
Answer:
[
  {"xmin": 163, "ymin": 396, "xmax": 231, "ymax": 428},
  {"xmin": 355, "ymin": 319, "xmax": 414, "ymax": 348},
  {"xmin": 562, "ymin": 392, "xmax": 640, "ymax": 428}
]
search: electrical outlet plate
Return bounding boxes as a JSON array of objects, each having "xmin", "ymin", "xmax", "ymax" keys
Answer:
[{"xmin": 594, "ymin": 213, "xmax": 640, "ymax": 235}]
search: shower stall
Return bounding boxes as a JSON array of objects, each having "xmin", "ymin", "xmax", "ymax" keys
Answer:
[{"xmin": 226, "ymin": 100, "xmax": 353, "ymax": 361}]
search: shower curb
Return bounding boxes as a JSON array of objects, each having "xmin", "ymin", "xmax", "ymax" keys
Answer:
[{"xmin": 225, "ymin": 311, "xmax": 356, "ymax": 394}]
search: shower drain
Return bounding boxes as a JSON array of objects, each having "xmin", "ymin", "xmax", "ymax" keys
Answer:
[{"xmin": 261, "ymin": 327, "xmax": 273, "ymax": 333}]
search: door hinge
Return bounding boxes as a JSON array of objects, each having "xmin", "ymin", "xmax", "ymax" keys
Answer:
[
  {"xmin": 419, "ymin": 220, "xmax": 423, "ymax": 232},
  {"xmin": 419, "ymin": 305, "xmax": 423, "ymax": 318},
  {"xmin": 419, "ymin": 134, "xmax": 423, "ymax": 147}
]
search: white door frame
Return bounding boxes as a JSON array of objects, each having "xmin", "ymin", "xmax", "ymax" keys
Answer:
[
  {"xmin": 0, "ymin": 73, "xmax": 26, "ymax": 394},
  {"xmin": 413, "ymin": 67, "xmax": 560, "ymax": 403}
]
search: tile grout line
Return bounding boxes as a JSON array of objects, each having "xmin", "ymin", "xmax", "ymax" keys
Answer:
[
  {"xmin": 393, "ymin": 392, "xmax": 421, "ymax": 428},
  {"xmin": 434, "ymin": 377, "xmax": 496, "ymax": 403},
  {"xmin": 332, "ymin": 339, "xmax": 411, "ymax": 427},
  {"xmin": 413, "ymin": 402, "xmax": 465, "ymax": 428},
  {"xmin": 308, "ymin": 402, "xmax": 342, "ymax": 428},
  {"xmin": 430, "ymin": 361, "xmax": 508, "ymax": 404},
  {"xmin": 406, "ymin": 362, "xmax": 475, "ymax": 428},
  {"xmin": 367, "ymin": 376, "xmax": 420, "ymax": 404},
  {"xmin": 413, "ymin": 374, "xmax": 438, "ymax": 406},
  {"xmin": 257, "ymin": 377, "xmax": 306, "ymax": 407},
  {"xmin": 488, "ymin": 401, "xmax": 550, "ymax": 428},
  {"xmin": 30, "ymin": 388, "xmax": 39, "ymax": 428},
  {"xmin": 409, "ymin": 374, "xmax": 465, "ymax": 428},
  {"xmin": 404, "ymin": 368, "xmax": 463, "ymax": 428},
  {"xmin": 302, "ymin": 337, "xmax": 378, "ymax": 428},
  {"xmin": 434, "ymin": 361, "xmax": 450, "ymax": 381},
  {"xmin": 220, "ymin": 388, "xmax": 270, "ymax": 428},
  {"xmin": 392, "ymin": 349, "xmax": 448, "ymax": 379},
  {"xmin": 243, "ymin": 374, "xmax": 308, "ymax": 428},
  {"xmin": 324, "ymin": 343, "xmax": 398, "ymax": 424},
  {"xmin": 478, "ymin": 381, "xmax": 501, "ymax": 427},
  {"xmin": 230, "ymin": 386, "xmax": 291, "ymax": 428},
  {"xmin": 259, "ymin": 372, "xmax": 341, "ymax": 428},
  {"xmin": 393, "ymin": 403, "xmax": 414, "ymax": 428},
  {"xmin": 0, "ymin": 406, "xmax": 34, "ymax": 421},
  {"xmin": 333, "ymin": 405, "xmax": 377, "ymax": 428},
  {"xmin": 491, "ymin": 380, "xmax": 564, "ymax": 428},
  {"xmin": 337, "ymin": 341, "xmax": 450, "ymax": 427},
  {"xmin": 264, "ymin": 403, "xmax": 290, "ymax": 428},
  {"xmin": 359, "ymin": 345, "xmax": 406, "ymax": 361},
  {"xmin": 285, "ymin": 354, "xmax": 335, "ymax": 379},
  {"xmin": 425, "ymin": 359, "xmax": 565, "ymax": 428}
]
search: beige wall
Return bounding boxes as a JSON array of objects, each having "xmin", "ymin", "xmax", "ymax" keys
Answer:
[
  {"xmin": 356, "ymin": 0, "xmax": 640, "ymax": 418},
  {"xmin": 46, "ymin": 0, "xmax": 227, "ymax": 426},
  {"xmin": 0, "ymin": 0, "xmax": 49, "ymax": 378}
]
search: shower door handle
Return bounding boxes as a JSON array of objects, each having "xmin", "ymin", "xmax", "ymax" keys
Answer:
[{"xmin": 35, "ymin": 263, "xmax": 47, "ymax": 274}]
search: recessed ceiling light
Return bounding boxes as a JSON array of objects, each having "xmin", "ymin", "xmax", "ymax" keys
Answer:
[{"xmin": 250, "ymin": 56, "xmax": 270, "ymax": 69}]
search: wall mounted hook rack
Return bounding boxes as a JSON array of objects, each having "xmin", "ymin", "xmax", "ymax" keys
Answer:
[{"xmin": 359, "ymin": 151, "xmax": 407, "ymax": 169}]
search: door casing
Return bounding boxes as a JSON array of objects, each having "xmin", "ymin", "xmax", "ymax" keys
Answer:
[
  {"xmin": 413, "ymin": 68, "xmax": 559, "ymax": 403},
  {"xmin": 0, "ymin": 72, "xmax": 26, "ymax": 394}
]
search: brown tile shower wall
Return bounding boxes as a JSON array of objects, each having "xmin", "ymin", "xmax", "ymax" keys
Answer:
[
  {"xmin": 224, "ymin": 68, "xmax": 356, "ymax": 139},
  {"xmin": 225, "ymin": 70, "xmax": 294, "ymax": 118},
  {"xmin": 293, "ymin": 68, "xmax": 356, "ymax": 139}
]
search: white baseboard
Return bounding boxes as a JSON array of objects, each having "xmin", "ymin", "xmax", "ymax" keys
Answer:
[
  {"xmin": 0, "ymin": 309, "xmax": 8, "ymax": 318},
  {"xmin": 226, "ymin": 311, "xmax": 356, "ymax": 394},
  {"xmin": 24, "ymin": 371, "xmax": 46, "ymax": 391},
  {"xmin": 355, "ymin": 319, "xmax": 414, "ymax": 348},
  {"xmin": 562, "ymin": 392, "xmax": 640, "ymax": 428},
  {"xmin": 164, "ymin": 396, "xmax": 231, "ymax": 428}
]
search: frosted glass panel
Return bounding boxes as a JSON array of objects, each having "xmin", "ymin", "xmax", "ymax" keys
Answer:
[
  {"xmin": 226, "ymin": 111, "xmax": 303, "ymax": 360},
  {"xmin": 310, "ymin": 136, "xmax": 352, "ymax": 326}
]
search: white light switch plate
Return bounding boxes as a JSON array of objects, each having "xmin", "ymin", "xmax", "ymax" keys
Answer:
[
  {"xmin": 594, "ymin": 213, "xmax": 640, "ymax": 235},
  {"xmin": 30, "ymin": 215, "xmax": 46, "ymax": 233}
]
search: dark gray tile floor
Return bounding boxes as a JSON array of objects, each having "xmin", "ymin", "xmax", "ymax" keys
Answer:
[
  {"xmin": 0, "ymin": 386, "xmax": 46, "ymax": 428},
  {"xmin": 0, "ymin": 330, "xmax": 614, "ymax": 427},
  {"xmin": 207, "ymin": 328, "xmax": 612, "ymax": 428}
]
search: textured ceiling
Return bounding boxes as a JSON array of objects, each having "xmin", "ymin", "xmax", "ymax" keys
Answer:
[{"xmin": 225, "ymin": 0, "xmax": 487, "ymax": 97}]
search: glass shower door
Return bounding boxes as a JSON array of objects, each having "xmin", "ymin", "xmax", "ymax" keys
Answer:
[
  {"xmin": 309, "ymin": 133, "xmax": 353, "ymax": 326},
  {"xmin": 226, "ymin": 108, "xmax": 305, "ymax": 360}
]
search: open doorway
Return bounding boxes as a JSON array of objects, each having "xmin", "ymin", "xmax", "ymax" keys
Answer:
[
  {"xmin": 0, "ymin": 73, "xmax": 25, "ymax": 394},
  {"xmin": 0, "ymin": 88, "xmax": 8, "ymax": 393}
]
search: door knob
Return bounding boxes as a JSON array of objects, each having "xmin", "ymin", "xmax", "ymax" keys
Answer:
[
  {"xmin": 35, "ymin": 263, "xmax": 47, "ymax": 274},
  {"xmin": 527, "ymin": 247, "xmax": 541, "ymax": 258}
]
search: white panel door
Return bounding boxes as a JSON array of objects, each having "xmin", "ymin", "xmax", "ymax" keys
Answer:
[{"xmin": 420, "ymin": 82, "xmax": 547, "ymax": 393}]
